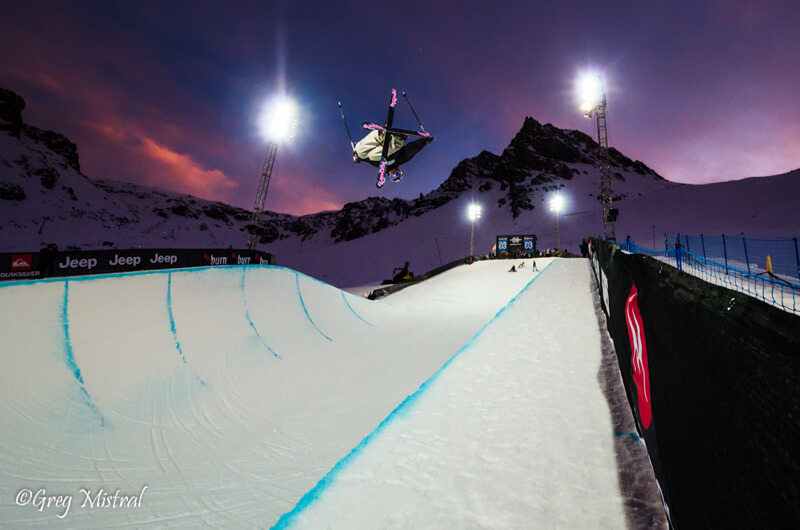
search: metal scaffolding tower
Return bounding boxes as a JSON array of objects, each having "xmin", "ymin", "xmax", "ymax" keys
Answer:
[
  {"xmin": 246, "ymin": 142, "xmax": 278, "ymax": 250},
  {"xmin": 594, "ymin": 98, "xmax": 616, "ymax": 241}
]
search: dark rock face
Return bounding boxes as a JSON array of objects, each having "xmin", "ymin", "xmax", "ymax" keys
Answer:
[
  {"xmin": 169, "ymin": 204, "xmax": 200, "ymax": 219},
  {"xmin": 36, "ymin": 167, "xmax": 59, "ymax": 189},
  {"xmin": 330, "ymin": 197, "xmax": 403, "ymax": 242},
  {"xmin": 21, "ymin": 125, "xmax": 81, "ymax": 173},
  {"xmin": 0, "ymin": 88, "xmax": 25, "ymax": 137},
  {"xmin": 247, "ymin": 223, "xmax": 279, "ymax": 244},
  {"xmin": 0, "ymin": 181, "xmax": 26, "ymax": 201},
  {"xmin": 0, "ymin": 87, "xmax": 81, "ymax": 172},
  {"xmin": 511, "ymin": 117, "xmax": 597, "ymax": 166}
]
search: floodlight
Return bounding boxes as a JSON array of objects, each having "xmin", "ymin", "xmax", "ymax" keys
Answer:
[
  {"xmin": 468, "ymin": 203, "xmax": 482, "ymax": 256},
  {"xmin": 549, "ymin": 195, "xmax": 563, "ymax": 213},
  {"xmin": 577, "ymin": 72, "xmax": 604, "ymax": 109},
  {"xmin": 258, "ymin": 95, "xmax": 299, "ymax": 142},
  {"xmin": 468, "ymin": 203, "xmax": 482, "ymax": 221},
  {"xmin": 549, "ymin": 194, "xmax": 564, "ymax": 251}
]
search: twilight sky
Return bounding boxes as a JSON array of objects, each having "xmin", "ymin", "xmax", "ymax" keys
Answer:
[{"xmin": 2, "ymin": 0, "xmax": 799, "ymax": 216}]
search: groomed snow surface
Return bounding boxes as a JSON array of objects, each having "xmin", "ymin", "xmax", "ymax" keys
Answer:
[{"xmin": 0, "ymin": 258, "xmax": 666, "ymax": 528}]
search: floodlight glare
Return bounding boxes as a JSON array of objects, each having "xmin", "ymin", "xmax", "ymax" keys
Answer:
[
  {"xmin": 468, "ymin": 203, "xmax": 482, "ymax": 256},
  {"xmin": 468, "ymin": 203, "xmax": 482, "ymax": 221},
  {"xmin": 549, "ymin": 195, "xmax": 563, "ymax": 213},
  {"xmin": 259, "ymin": 95, "xmax": 299, "ymax": 141},
  {"xmin": 549, "ymin": 194, "xmax": 564, "ymax": 250},
  {"xmin": 576, "ymin": 72, "xmax": 604, "ymax": 113}
]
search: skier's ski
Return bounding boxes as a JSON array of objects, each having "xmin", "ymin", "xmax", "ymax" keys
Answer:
[
  {"xmin": 376, "ymin": 89, "xmax": 398, "ymax": 188},
  {"xmin": 361, "ymin": 122, "xmax": 433, "ymax": 139},
  {"xmin": 377, "ymin": 160, "xmax": 387, "ymax": 188}
]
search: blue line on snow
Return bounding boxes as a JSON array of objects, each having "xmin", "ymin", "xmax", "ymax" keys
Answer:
[
  {"xmin": 241, "ymin": 269, "xmax": 282, "ymax": 359},
  {"xmin": 61, "ymin": 281, "xmax": 105, "ymax": 425},
  {"xmin": 615, "ymin": 431, "xmax": 642, "ymax": 442},
  {"xmin": 61, "ymin": 282, "xmax": 85, "ymax": 385},
  {"xmin": 166, "ymin": 273, "xmax": 186, "ymax": 364},
  {"xmin": 166, "ymin": 274, "xmax": 210, "ymax": 388},
  {"xmin": 341, "ymin": 291, "xmax": 372, "ymax": 326},
  {"xmin": 271, "ymin": 261, "xmax": 555, "ymax": 529},
  {"xmin": 295, "ymin": 273, "xmax": 333, "ymax": 342}
]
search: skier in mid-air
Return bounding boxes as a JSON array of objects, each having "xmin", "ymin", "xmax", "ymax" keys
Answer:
[
  {"xmin": 353, "ymin": 128, "xmax": 433, "ymax": 183},
  {"xmin": 339, "ymin": 89, "xmax": 435, "ymax": 188}
]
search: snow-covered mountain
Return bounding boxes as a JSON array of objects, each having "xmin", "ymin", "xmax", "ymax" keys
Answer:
[{"xmin": 2, "ymin": 87, "xmax": 799, "ymax": 288}]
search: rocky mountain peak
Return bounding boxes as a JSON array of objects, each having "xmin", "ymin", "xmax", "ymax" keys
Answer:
[
  {"xmin": 0, "ymin": 87, "xmax": 81, "ymax": 172},
  {"xmin": 0, "ymin": 88, "xmax": 25, "ymax": 138},
  {"xmin": 505, "ymin": 116, "xmax": 596, "ymax": 169},
  {"xmin": 21, "ymin": 125, "xmax": 81, "ymax": 173}
]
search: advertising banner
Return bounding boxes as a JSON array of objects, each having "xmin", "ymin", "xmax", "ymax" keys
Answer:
[{"xmin": 0, "ymin": 248, "xmax": 276, "ymax": 282}]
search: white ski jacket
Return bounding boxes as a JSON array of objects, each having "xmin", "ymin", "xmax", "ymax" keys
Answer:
[{"xmin": 354, "ymin": 130, "xmax": 405, "ymax": 162}]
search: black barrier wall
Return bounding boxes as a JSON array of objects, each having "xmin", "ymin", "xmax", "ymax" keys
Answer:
[
  {"xmin": 589, "ymin": 238, "xmax": 800, "ymax": 529},
  {"xmin": 0, "ymin": 248, "xmax": 276, "ymax": 281}
]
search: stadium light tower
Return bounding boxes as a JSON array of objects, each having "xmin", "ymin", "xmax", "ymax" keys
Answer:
[
  {"xmin": 468, "ymin": 203, "xmax": 482, "ymax": 256},
  {"xmin": 549, "ymin": 194, "xmax": 563, "ymax": 251},
  {"xmin": 247, "ymin": 95, "xmax": 299, "ymax": 250},
  {"xmin": 577, "ymin": 72, "xmax": 616, "ymax": 241}
]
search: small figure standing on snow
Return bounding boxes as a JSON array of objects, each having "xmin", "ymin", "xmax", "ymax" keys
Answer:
[
  {"xmin": 532, "ymin": 260, "xmax": 538, "ymax": 271},
  {"xmin": 508, "ymin": 265, "xmax": 517, "ymax": 272}
]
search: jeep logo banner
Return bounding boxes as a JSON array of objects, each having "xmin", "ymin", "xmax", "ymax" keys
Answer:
[{"xmin": 0, "ymin": 248, "xmax": 276, "ymax": 282}]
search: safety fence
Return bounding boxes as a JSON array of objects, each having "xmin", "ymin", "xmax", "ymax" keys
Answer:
[
  {"xmin": 620, "ymin": 234, "xmax": 800, "ymax": 314},
  {"xmin": 589, "ymin": 237, "xmax": 800, "ymax": 529}
]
